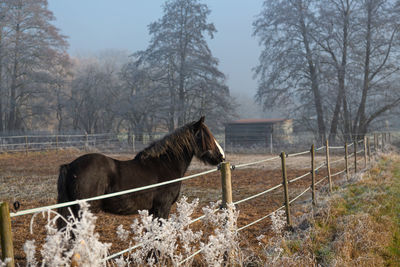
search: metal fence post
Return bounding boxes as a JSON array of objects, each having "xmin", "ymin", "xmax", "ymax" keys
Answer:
[
  {"xmin": 84, "ymin": 133, "xmax": 88, "ymax": 151},
  {"xmin": 220, "ymin": 162, "xmax": 233, "ymax": 209},
  {"xmin": 0, "ymin": 202, "xmax": 15, "ymax": 267},
  {"xmin": 364, "ymin": 136, "xmax": 367, "ymax": 168},
  {"xmin": 311, "ymin": 144, "xmax": 316, "ymax": 205},
  {"xmin": 270, "ymin": 134, "xmax": 273, "ymax": 154},
  {"xmin": 325, "ymin": 140, "xmax": 332, "ymax": 192},
  {"xmin": 25, "ymin": 136, "xmax": 28, "ymax": 154},
  {"xmin": 56, "ymin": 135, "xmax": 59, "ymax": 151},
  {"xmin": 345, "ymin": 142, "xmax": 349, "ymax": 180},
  {"xmin": 354, "ymin": 140, "xmax": 357, "ymax": 173},
  {"xmin": 367, "ymin": 137, "xmax": 371, "ymax": 164},
  {"xmin": 280, "ymin": 152, "xmax": 292, "ymax": 227}
]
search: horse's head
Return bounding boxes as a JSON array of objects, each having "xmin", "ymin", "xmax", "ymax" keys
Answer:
[{"xmin": 192, "ymin": 116, "xmax": 225, "ymax": 165}]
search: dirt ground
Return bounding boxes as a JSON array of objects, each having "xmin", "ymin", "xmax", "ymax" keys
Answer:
[{"xmin": 0, "ymin": 149, "xmax": 358, "ymax": 265}]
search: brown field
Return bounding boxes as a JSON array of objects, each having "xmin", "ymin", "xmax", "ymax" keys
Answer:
[{"xmin": 0, "ymin": 149, "xmax": 357, "ymax": 265}]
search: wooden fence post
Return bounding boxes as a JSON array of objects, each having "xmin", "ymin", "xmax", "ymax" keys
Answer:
[
  {"xmin": 311, "ymin": 144, "xmax": 316, "ymax": 205},
  {"xmin": 345, "ymin": 142, "xmax": 349, "ymax": 180},
  {"xmin": 325, "ymin": 140, "xmax": 332, "ymax": 192},
  {"xmin": 0, "ymin": 202, "xmax": 15, "ymax": 267},
  {"xmin": 280, "ymin": 152, "xmax": 292, "ymax": 227},
  {"xmin": 354, "ymin": 140, "xmax": 357, "ymax": 173},
  {"xmin": 132, "ymin": 135, "xmax": 135, "ymax": 152},
  {"xmin": 382, "ymin": 133, "xmax": 385, "ymax": 151},
  {"xmin": 374, "ymin": 133, "xmax": 377, "ymax": 152},
  {"xmin": 220, "ymin": 162, "xmax": 233, "ymax": 209},
  {"xmin": 220, "ymin": 161, "xmax": 234, "ymax": 264}
]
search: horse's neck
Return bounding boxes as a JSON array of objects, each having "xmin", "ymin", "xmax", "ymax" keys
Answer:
[
  {"xmin": 168, "ymin": 153, "xmax": 194, "ymax": 177},
  {"xmin": 137, "ymin": 146, "xmax": 194, "ymax": 178}
]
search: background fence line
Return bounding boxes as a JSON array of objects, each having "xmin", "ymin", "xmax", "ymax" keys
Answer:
[
  {"xmin": 0, "ymin": 134, "xmax": 386, "ymax": 266},
  {"xmin": 1, "ymin": 131, "xmax": 394, "ymax": 155}
]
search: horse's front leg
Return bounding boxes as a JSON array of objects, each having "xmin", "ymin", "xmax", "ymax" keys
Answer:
[
  {"xmin": 149, "ymin": 184, "xmax": 181, "ymax": 219},
  {"xmin": 149, "ymin": 200, "xmax": 173, "ymax": 219}
]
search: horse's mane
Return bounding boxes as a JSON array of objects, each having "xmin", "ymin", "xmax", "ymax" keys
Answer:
[{"xmin": 134, "ymin": 123, "xmax": 198, "ymax": 163}]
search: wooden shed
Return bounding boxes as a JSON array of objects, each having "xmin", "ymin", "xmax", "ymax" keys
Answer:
[{"xmin": 225, "ymin": 118, "xmax": 293, "ymax": 151}]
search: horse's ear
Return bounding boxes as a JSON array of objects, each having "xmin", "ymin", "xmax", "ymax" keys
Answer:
[{"xmin": 193, "ymin": 116, "xmax": 205, "ymax": 131}]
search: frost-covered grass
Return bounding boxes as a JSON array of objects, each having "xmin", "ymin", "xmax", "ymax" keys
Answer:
[
  {"xmin": 253, "ymin": 151, "xmax": 400, "ymax": 266},
  {"xmin": 24, "ymin": 197, "xmax": 241, "ymax": 266},
  {"xmin": 17, "ymin": 151, "xmax": 400, "ymax": 266}
]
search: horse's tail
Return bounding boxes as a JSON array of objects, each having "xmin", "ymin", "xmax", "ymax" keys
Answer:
[{"xmin": 57, "ymin": 164, "xmax": 72, "ymax": 230}]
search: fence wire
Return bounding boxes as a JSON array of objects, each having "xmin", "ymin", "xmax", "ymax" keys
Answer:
[
  {"xmin": 10, "ymin": 168, "xmax": 219, "ymax": 217},
  {"xmin": 233, "ymin": 183, "xmax": 283, "ymax": 205},
  {"xmin": 288, "ymin": 171, "xmax": 310, "ymax": 184},
  {"xmin": 234, "ymin": 156, "xmax": 280, "ymax": 169},
  {"xmin": 4, "ymin": 136, "xmax": 379, "ymax": 265}
]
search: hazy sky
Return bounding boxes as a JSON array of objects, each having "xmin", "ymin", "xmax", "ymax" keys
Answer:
[{"xmin": 47, "ymin": 0, "xmax": 264, "ymax": 98}]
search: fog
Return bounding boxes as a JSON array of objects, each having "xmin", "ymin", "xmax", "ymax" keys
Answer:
[
  {"xmin": 48, "ymin": 0, "xmax": 265, "ymax": 117},
  {"xmin": 1, "ymin": 0, "xmax": 399, "ymax": 139}
]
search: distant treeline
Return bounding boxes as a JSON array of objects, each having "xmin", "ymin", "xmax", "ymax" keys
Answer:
[{"xmin": 0, "ymin": 0, "xmax": 236, "ymax": 136}]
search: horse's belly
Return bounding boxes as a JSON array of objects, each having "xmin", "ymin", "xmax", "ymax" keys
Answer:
[{"xmin": 102, "ymin": 190, "xmax": 154, "ymax": 215}]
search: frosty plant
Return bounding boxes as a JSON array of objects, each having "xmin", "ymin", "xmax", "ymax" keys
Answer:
[
  {"xmin": 0, "ymin": 258, "xmax": 11, "ymax": 267},
  {"xmin": 24, "ymin": 202, "xmax": 111, "ymax": 266},
  {"xmin": 117, "ymin": 197, "xmax": 240, "ymax": 266},
  {"xmin": 257, "ymin": 209, "xmax": 286, "ymax": 263},
  {"xmin": 117, "ymin": 196, "xmax": 203, "ymax": 266},
  {"xmin": 200, "ymin": 201, "xmax": 240, "ymax": 266},
  {"xmin": 23, "ymin": 197, "xmax": 241, "ymax": 266}
]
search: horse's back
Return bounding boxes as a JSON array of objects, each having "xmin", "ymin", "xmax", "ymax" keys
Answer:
[{"xmin": 62, "ymin": 153, "xmax": 117, "ymax": 202}]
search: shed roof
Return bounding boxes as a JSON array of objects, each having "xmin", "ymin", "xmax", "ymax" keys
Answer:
[{"xmin": 227, "ymin": 118, "xmax": 289, "ymax": 125}]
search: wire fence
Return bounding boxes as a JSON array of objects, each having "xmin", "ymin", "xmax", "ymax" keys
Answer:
[
  {"xmin": 0, "ymin": 133, "xmax": 389, "ymax": 266},
  {"xmin": 0, "ymin": 131, "xmax": 395, "ymax": 155}
]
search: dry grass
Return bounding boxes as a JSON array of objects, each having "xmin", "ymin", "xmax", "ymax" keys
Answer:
[
  {"xmin": 0, "ymin": 149, "xmax": 374, "ymax": 266},
  {"xmin": 260, "ymin": 152, "xmax": 400, "ymax": 266}
]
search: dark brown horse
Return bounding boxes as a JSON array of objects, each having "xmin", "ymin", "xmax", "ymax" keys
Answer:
[{"xmin": 57, "ymin": 116, "xmax": 225, "ymax": 229}]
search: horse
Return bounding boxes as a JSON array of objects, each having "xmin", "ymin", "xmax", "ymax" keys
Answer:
[{"xmin": 56, "ymin": 116, "xmax": 225, "ymax": 229}]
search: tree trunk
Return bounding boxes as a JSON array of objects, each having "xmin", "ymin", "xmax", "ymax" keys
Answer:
[
  {"xmin": 300, "ymin": 10, "xmax": 326, "ymax": 143},
  {"xmin": 342, "ymin": 94, "xmax": 351, "ymax": 141},
  {"xmin": 9, "ymin": 68, "xmax": 18, "ymax": 131},
  {"xmin": 177, "ymin": 49, "xmax": 187, "ymax": 127},
  {"xmin": 0, "ymin": 27, "xmax": 3, "ymax": 132},
  {"xmin": 8, "ymin": 19, "xmax": 21, "ymax": 132},
  {"xmin": 354, "ymin": 3, "xmax": 372, "ymax": 138},
  {"xmin": 329, "ymin": 3, "xmax": 350, "ymax": 144}
]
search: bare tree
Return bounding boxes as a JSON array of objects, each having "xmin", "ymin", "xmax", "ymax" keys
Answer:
[
  {"xmin": 253, "ymin": 0, "xmax": 326, "ymax": 142},
  {"xmin": 0, "ymin": 0, "xmax": 67, "ymax": 133},
  {"xmin": 314, "ymin": 0, "xmax": 359, "ymax": 142},
  {"xmin": 0, "ymin": 1, "xmax": 11, "ymax": 132},
  {"xmin": 351, "ymin": 0, "xmax": 400, "ymax": 137},
  {"xmin": 118, "ymin": 59, "xmax": 165, "ymax": 140},
  {"xmin": 136, "ymin": 0, "xmax": 234, "ymax": 130},
  {"xmin": 254, "ymin": 0, "xmax": 400, "ymax": 141},
  {"xmin": 68, "ymin": 57, "xmax": 121, "ymax": 134}
]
